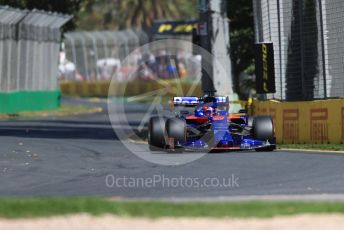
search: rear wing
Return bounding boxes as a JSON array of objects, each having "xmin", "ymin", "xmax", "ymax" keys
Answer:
[
  {"xmin": 172, "ymin": 96, "xmax": 229, "ymax": 107},
  {"xmin": 214, "ymin": 96, "xmax": 229, "ymax": 105},
  {"xmin": 173, "ymin": 97, "xmax": 199, "ymax": 107}
]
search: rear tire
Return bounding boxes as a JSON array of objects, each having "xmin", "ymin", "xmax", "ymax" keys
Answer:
[
  {"xmin": 148, "ymin": 117, "xmax": 167, "ymax": 151},
  {"xmin": 253, "ymin": 116, "xmax": 275, "ymax": 152}
]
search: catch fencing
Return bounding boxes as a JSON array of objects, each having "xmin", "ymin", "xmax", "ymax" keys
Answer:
[
  {"xmin": 0, "ymin": 6, "xmax": 71, "ymax": 92},
  {"xmin": 62, "ymin": 30, "xmax": 201, "ymax": 83},
  {"xmin": 63, "ymin": 29, "xmax": 149, "ymax": 81},
  {"xmin": 253, "ymin": 0, "xmax": 344, "ymax": 101}
]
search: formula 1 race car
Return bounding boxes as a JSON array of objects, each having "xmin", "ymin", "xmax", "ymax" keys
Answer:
[{"xmin": 148, "ymin": 96, "xmax": 276, "ymax": 152}]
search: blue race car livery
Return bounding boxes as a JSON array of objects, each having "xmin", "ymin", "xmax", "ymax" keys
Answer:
[{"xmin": 148, "ymin": 96, "xmax": 276, "ymax": 152}]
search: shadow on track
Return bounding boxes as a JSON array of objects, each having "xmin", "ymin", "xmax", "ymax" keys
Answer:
[{"xmin": 0, "ymin": 123, "xmax": 119, "ymax": 140}]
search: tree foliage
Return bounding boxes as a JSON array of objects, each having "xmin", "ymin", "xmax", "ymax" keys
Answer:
[{"xmin": 77, "ymin": 0, "xmax": 197, "ymax": 30}]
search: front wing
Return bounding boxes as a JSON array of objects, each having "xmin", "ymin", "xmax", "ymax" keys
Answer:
[{"xmin": 177, "ymin": 139, "xmax": 276, "ymax": 151}]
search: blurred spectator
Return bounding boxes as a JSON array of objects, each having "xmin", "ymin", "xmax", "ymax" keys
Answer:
[
  {"xmin": 63, "ymin": 49, "xmax": 203, "ymax": 82},
  {"xmin": 97, "ymin": 58, "xmax": 120, "ymax": 80},
  {"xmin": 167, "ymin": 59, "xmax": 178, "ymax": 78},
  {"xmin": 178, "ymin": 62, "xmax": 187, "ymax": 79},
  {"xmin": 58, "ymin": 51, "xmax": 77, "ymax": 80}
]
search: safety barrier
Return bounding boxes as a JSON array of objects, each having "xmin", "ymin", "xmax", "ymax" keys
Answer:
[
  {"xmin": 253, "ymin": 99, "xmax": 344, "ymax": 144},
  {"xmin": 0, "ymin": 6, "xmax": 71, "ymax": 113},
  {"xmin": 59, "ymin": 80, "xmax": 203, "ymax": 98}
]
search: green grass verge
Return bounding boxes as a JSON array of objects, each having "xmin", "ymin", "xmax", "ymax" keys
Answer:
[
  {"xmin": 0, "ymin": 105, "xmax": 102, "ymax": 120},
  {"xmin": 1, "ymin": 198, "xmax": 344, "ymax": 219},
  {"xmin": 279, "ymin": 144, "xmax": 344, "ymax": 151}
]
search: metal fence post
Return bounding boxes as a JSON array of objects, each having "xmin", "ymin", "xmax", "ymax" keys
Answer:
[
  {"xmin": 85, "ymin": 32, "xmax": 99, "ymax": 80},
  {"xmin": 318, "ymin": 0, "xmax": 327, "ymax": 98},
  {"xmin": 77, "ymin": 33, "xmax": 89, "ymax": 80},
  {"xmin": 0, "ymin": 8, "xmax": 4, "ymax": 91}
]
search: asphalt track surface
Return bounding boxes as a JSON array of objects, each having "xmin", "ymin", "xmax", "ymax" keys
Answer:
[{"xmin": 1, "ymin": 97, "xmax": 344, "ymax": 198}]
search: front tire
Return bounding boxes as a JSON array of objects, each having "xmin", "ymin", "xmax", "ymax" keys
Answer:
[
  {"xmin": 253, "ymin": 116, "xmax": 275, "ymax": 152},
  {"xmin": 247, "ymin": 116, "xmax": 254, "ymax": 127}
]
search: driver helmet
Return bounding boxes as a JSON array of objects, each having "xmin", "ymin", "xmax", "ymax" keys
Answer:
[{"xmin": 203, "ymin": 106, "xmax": 214, "ymax": 116}]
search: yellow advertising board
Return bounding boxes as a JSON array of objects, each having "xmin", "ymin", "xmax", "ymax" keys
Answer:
[
  {"xmin": 253, "ymin": 99, "xmax": 344, "ymax": 144},
  {"xmin": 60, "ymin": 81, "xmax": 202, "ymax": 98}
]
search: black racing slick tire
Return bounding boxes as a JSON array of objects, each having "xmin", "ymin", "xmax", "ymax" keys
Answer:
[
  {"xmin": 148, "ymin": 117, "xmax": 167, "ymax": 151},
  {"xmin": 253, "ymin": 116, "xmax": 275, "ymax": 152},
  {"xmin": 247, "ymin": 116, "xmax": 254, "ymax": 127},
  {"xmin": 166, "ymin": 118, "xmax": 186, "ymax": 142},
  {"xmin": 253, "ymin": 116, "xmax": 274, "ymax": 141}
]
